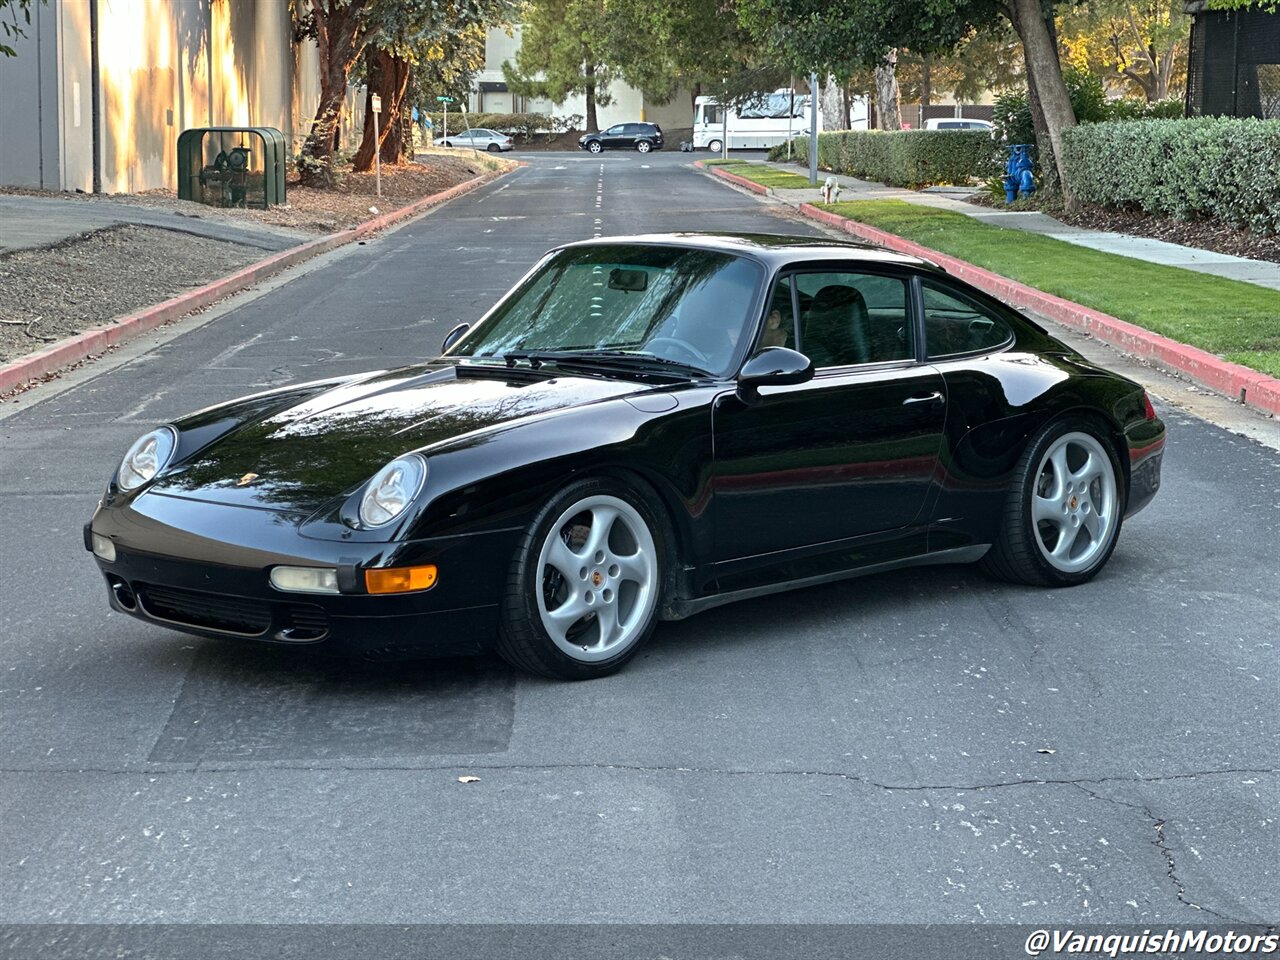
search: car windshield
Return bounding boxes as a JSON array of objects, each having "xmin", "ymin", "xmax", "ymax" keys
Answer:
[{"xmin": 449, "ymin": 245, "xmax": 764, "ymax": 377}]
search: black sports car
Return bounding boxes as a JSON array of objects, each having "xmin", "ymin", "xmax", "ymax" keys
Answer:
[{"xmin": 86, "ymin": 234, "xmax": 1165, "ymax": 679}]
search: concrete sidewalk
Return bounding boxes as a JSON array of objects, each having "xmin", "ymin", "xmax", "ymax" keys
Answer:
[
  {"xmin": 758, "ymin": 160, "xmax": 1280, "ymax": 293},
  {"xmin": 0, "ymin": 194, "xmax": 309, "ymax": 253}
]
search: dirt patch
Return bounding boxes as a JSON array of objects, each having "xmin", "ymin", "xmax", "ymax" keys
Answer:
[
  {"xmin": 0, "ymin": 225, "xmax": 258, "ymax": 364},
  {"xmin": 966, "ymin": 192, "xmax": 1280, "ymax": 266},
  {"xmin": 0, "ymin": 153, "xmax": 512, "ymax": 236}
]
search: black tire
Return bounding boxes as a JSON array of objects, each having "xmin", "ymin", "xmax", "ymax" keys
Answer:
[
  {"xmin": 979, "ymin": 416, "xmax": 1126, "ymax": 587},
  {"xmin": 487, "ymin": 143, "xmax": 501, "ymax": 153},
  {"xmin": 636, "ymin": 140, "xmax": 652, "ymax": 153},
  {"xmin": 496, "ymin": 476, "xmax": 668, "ymax": 680}
]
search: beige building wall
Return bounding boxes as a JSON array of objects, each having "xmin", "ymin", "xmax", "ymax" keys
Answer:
[{"xmin": 2, "ymin": 0, "xmax": 362, "ymax": 193}]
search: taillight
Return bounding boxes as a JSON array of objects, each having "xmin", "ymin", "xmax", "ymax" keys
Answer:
[{"xmin": 1142, "ymin": 392, "xmax": 1156, "ymax": 420}]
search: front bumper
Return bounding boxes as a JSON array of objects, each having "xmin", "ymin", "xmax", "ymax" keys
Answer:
[{"xmin": 86, "ymin": 492, "xmax": 519, "ymax": 658}]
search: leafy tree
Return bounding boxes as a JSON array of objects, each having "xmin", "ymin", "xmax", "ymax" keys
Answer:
[
  {"xmin": 293, "ymin": 0, "xmax": 379, "ymax": 188},
  {"xmin": 1, "ymin": 0, "xmax": 38, "ymax": 58},
  {"xmin": 604, "ymin": 0, "xmax": 768, "ymax": 110},
  {"xmin": 351, "ymin": 0, "xmax": 515, "ymax": 173},
  {"xmin": 1057, "ymin": 0, "xmax": 1190, "ymax": 101},
  {"xmin": 898, "ymin": 26, "xmax": 1025, "ymax": 112},
  {"xmin": 502, "ymin": 0, "xmax": 615, "ymax": 132},
  {"xmin": 738, "ymin": 0, "xmax": 1086, "ymax": 206}
]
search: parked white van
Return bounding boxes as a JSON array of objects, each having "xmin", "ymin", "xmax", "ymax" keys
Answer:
[
  {"xmin": 693, "ymin": 91, "xmax": 868, "ymax": 151},
  {"xmin": 922, "ymin": 118, "xmax": 994, "ymax": 131}
]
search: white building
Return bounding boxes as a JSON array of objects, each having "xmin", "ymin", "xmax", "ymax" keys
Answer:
[{"xmin": 468, "ymin": 27, "xmax": 693, "ymax": 132}]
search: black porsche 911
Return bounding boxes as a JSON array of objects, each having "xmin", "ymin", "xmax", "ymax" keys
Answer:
[{"xmin": 86, "ymin": 233, "xmax": 1165, "ymax": 679}]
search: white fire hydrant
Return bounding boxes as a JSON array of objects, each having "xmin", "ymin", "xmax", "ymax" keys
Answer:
[{"xmin": 821, "ymin": 176, "xmax": 842, "ymax": 204}]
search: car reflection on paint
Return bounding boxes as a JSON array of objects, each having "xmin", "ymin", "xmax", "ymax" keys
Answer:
[{"xmin": 87, "ymin": 233, "xmax": 1165, "ymax": 679}]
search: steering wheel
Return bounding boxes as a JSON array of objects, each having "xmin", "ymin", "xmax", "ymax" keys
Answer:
[{"xmin": 646, "ymin": 337, "xmax": 711, "ymax": 367}]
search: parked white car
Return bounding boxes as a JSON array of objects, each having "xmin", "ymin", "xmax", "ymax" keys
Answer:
[
  {"xmin": 437, "ymin": 128, "xmax": 514, "ymax": 152},
  {"xmin": 922, "ymin": 118, "xmax": 994, "ymax": 131}
]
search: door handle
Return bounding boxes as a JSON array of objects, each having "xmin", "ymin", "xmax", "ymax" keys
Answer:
[{"xmin": 902, "ymin": 391, "xmax": 944, "ymax": 406}]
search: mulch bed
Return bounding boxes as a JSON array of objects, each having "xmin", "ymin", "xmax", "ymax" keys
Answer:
[
  {"xmin": 1055, "ymin": 204, "xmax": 1280, "ymax": 266},
  {"xmin": 0, "ymin": 225, "xmax": 258, "ymax": 365}
]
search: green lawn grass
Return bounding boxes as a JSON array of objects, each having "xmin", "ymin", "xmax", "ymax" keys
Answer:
[
  {"xmin": 821, "ymin": 200, "xmax": 1280, "ymax": 378},
  {"xmin": 706, "ymin": 161, "xmax": 814, "ymax": 190}
]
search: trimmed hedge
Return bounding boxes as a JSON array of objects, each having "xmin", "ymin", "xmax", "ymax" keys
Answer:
[
  {"xmin": 772, "ymin": 129, "xmax": 999, "ymax": 188},
  {"xmin": 1061, "ymin": 117, "xmax": 1280, "ymax": 235}
]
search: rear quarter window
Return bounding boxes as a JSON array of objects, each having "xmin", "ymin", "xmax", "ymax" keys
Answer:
[{"xmin": 921, "ymin": 279, "xmax": 1014, "ymax": 358}]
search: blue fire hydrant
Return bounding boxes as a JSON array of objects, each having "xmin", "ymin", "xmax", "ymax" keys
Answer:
[{"xmin": 1004, "ymin": 144, "xmax": 1035, "ymax": 203}]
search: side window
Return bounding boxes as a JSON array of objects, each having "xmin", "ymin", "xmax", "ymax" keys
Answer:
[
  {"xmin": 921, "ymin": 279, "xmax": 1014, "ymax": 358},
  {"xmin": 606, "ymin": 125, "xmax": 624, "ymax": 135},
  {"xmin": 793, "ymin": 271, "xmax": 912, "ymax": 367},
  {"xmin": 757, "ymin": 277, "xmax": 798, "ymax": 351}
]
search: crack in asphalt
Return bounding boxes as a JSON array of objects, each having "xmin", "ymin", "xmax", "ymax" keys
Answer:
[
  {"xmin": 1071, "ymin": 783, "xmax": 1277, "ymax": 930},
  {"xmin": 6, "ymin": 759, "xmax": 1276, "ymax": 922},
  {"xmin": 3, "ymin": 760, "xmax": 1276, "ymax": 788}
]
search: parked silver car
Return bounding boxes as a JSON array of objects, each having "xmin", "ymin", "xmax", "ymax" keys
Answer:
[{"xmin": 437, "ymin": 128, "xmax": 515, "ymax": 152}]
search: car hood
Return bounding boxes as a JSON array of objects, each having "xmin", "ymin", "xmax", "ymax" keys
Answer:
[{"xmin": 145, "ymin": 364, "xmax": 659, "ymax": 514}]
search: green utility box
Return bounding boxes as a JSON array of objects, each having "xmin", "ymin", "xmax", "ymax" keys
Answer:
[{"xmin": 177, "ymin": 127, "xmax": 287, "ymax": 209}]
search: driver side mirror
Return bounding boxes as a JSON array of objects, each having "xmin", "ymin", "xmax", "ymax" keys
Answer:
[
  {"xmin": 441, "ymin": 322, "xmax": 469, "ymax": 354},
  {"xmin": 737, "ymin": 347, "xmax": 814, "ymax": 401}
]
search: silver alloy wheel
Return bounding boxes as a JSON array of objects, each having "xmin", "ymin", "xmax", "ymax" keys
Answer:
[
  {"xmin": 637, "ymin": 140, "xmax": 651, "ymax": 153},
  {"xmin": 1031, "ymin": 431, "xmax": 1118, "ymax": 574},
  {"xmin": 535, "ymin": 494, "xmax": 658, "ymax": 663},
  {"xmin": 588, "ymin": 140, "xmax": 602, "ymax": 153}
]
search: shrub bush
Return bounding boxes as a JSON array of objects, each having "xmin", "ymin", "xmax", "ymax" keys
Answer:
[
  {"xmin": 773, "ymin": 129, "xmax": 999, "ymax": 188},
  {"xmin": 1061, "ymin": 117, "xmax": 1280, "ymax": 234}
]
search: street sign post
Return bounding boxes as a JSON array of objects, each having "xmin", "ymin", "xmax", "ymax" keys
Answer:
[
  {"xmin": 371, "ymin": 94, "xmax": 382, "ymax": 198},
  {"xmin": 436, "ymin": 95, "xmax": 455, "ymax": 145}
]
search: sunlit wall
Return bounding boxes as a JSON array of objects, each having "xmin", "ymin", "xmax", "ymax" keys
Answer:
[{"xmin": 0, "ymin": 0, "xmax": 365, "ymax": 193}]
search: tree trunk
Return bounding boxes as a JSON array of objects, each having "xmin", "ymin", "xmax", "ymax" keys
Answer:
[
  {"xmin": 1024, "ymin": 59, "xmax": 1059, "ymax": 194},
  {"xmin": 820, "ymin": 75, "xmax": 844, "ymax": 130},
  {"xmin": 353, "ymin": 49, "xmax": 411, "ymax": 173},
  {"xmin": 920, "ymin": 56, "xmax": 933, "ymax": 129},
  {"xmin": 874, "ymin": 49, "xmax": 902, "ymax": 130},
  {"xmin": 585, "ymin": 64, "xmax": 598, "ymax": 131},
  {"xmin": 1008, "ymin": 0, "xmax": 1077, "ymax": 208},
  {"xmin": 298, "ymin": 0, "xmax": 369, "ymax": 188}
]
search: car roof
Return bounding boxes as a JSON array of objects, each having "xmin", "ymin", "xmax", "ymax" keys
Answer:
[{"xmin": 555, "ymin": 232, "xmax": 943, "ymax": 271}]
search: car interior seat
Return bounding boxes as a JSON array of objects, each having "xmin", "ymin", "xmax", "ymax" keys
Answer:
[{"xmin": 802, "ymin": 285, "xmax": 869, "ymax": 366}]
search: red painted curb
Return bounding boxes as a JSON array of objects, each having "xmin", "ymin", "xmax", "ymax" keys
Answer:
[
  {"xmin": 0, "ymin": 165, "xmax": 513, "ymax": 397},
  {"xmin": 796, "ymin": 203, "xmax": 1280, "ymax": 418},
  {"xmin": 694, "ymin": 160, "xmax": 770, "ymax": 196}
]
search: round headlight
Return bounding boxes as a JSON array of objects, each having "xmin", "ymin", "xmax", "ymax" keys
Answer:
[
  {"xmin": 359, "ymin": 455, "xmax": 426, "ymax": 527},
  {"xmin": 117, "ymin": 427, "xmax": 177, "ymax": 492}
]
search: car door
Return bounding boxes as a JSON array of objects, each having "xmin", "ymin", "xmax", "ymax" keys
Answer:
[
  {"xmin": 711, "ymin": 266, "xmax": 947, "ymax": 563},
  {"xmin": 601, "ymin": 124, "xmax": 627, "ymax": 148}
]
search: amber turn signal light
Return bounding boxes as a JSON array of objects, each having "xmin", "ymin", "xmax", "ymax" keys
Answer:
[{"xmin": 365, "ymin": 564, "xmax": 438, "ymax": 594}]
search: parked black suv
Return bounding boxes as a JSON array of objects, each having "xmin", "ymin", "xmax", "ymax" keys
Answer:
[{"xmin": 578, "ymin": 122, "xmax": 664, "ymax": 154}]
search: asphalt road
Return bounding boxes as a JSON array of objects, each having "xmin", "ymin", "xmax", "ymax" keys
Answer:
[{"xmin": 1, "ymin": 151, "xmax": 1278, "ymax": 956}]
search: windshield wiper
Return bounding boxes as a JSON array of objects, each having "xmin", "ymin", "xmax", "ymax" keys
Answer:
[{"xmin": 499, "ymin": 350, "xmax": 710, "ymax": 378}]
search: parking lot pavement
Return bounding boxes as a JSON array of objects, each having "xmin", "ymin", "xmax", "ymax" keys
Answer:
[{"xmin": 0, "ymin": 150, "xmax": 1277, "ymax": 940}]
